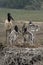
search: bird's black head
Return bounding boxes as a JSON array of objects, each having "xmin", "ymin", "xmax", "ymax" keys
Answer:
[
  {"xmin": 7, "ymin": 13, "xmax": 11, "ymax": 22},
  {"xmin": 14, "ymin": 25, "xmax": 18, "ymax": 32},
  {"xmin": 7, "ymin": 13, "xmax": 11, "ymax": 17}
]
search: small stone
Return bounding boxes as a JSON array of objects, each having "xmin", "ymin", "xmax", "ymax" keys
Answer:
[
  {"xmin": 30, "ymin": 60, "xmax": 33, "ymax": 65},
  {"xmin": 37, "ymin": 55, "xmax": 41, "ymax": 61},
  {"xmin": 9, "ymin": 62, "xmax": 15, "ymax": 65},
  {"xmin": 32, "ymin": 57, "xmax": 37, "ymax": 62}
]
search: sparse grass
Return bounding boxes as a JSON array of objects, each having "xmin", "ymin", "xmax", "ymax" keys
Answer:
[{"xmin": 0, "ymin": 8, "xmax": 43, "ymax": 22}]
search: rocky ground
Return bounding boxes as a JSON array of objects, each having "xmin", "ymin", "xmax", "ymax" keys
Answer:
[{"xmin": 0, "ymin": 47, "xmax": 43, "ymax": 65}]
